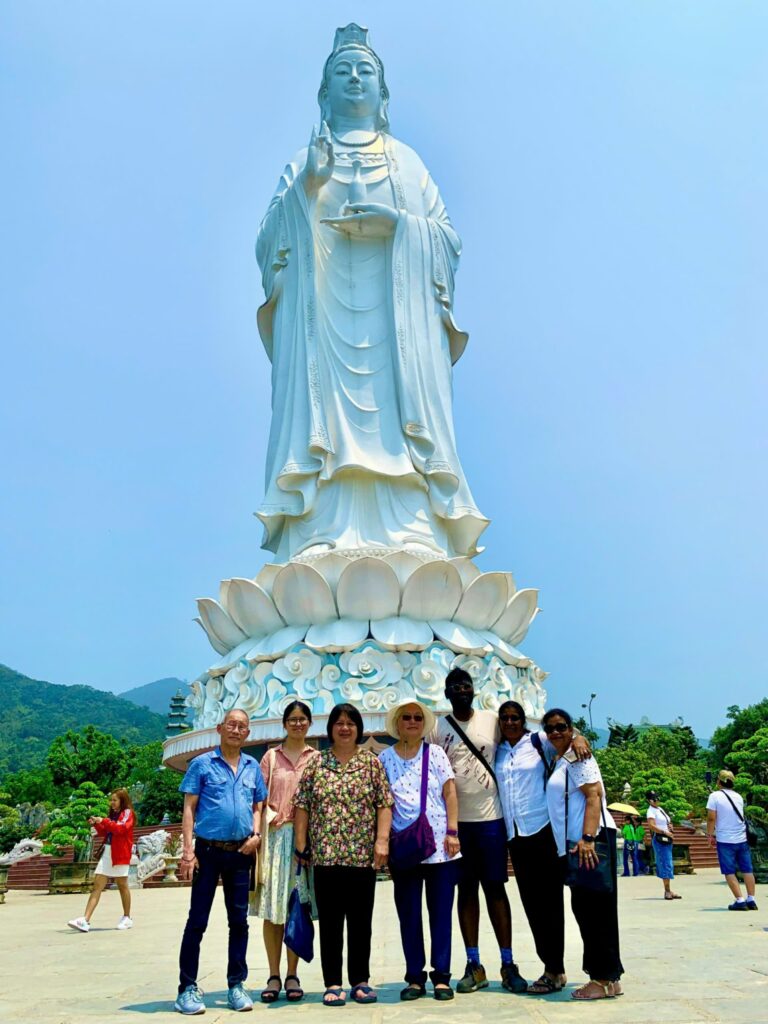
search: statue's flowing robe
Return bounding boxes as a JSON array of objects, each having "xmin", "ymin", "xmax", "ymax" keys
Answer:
[{"xmin": 256, "ymin": 135, "xmax": 489, "ymax": 560}]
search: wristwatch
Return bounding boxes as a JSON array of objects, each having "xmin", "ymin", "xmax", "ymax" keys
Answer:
[
  {"xmin": 582, "ymin": 833, "xmax": 596, "ymax": 843},
  {"xmin": 446, "ymin": 828, "xmax": 459, "ymax": 837}
]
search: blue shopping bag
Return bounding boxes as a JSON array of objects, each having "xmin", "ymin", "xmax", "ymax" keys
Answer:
[{"xmin": 284, "ymin": 863, "xmax": 314, "ymax": 963}]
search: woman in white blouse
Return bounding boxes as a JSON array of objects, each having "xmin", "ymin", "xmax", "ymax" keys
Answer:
[
  {"xmin": 380, "ymin": 699, "xmax": 461, "ymax": 1001},
  {"xmin": 495, "ymin": 700, "xmax": 589, "ymax": 995},
  {"xmin": 543, "ymin": 708, "xmax": 623, "ymax": 1001}
]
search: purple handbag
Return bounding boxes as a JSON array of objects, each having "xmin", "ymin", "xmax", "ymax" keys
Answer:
[{"xmin": 388, "ymin": 743, "xmax": 437, "ymax": 870}]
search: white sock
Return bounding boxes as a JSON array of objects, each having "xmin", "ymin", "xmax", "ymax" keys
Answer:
[
  {"xmin": 735, "ymin": 896, "xmax": 745, "ymax": 903},
  {"xmin": 747, "ymin": 895, "xmax": 756, "ymax": 903}
]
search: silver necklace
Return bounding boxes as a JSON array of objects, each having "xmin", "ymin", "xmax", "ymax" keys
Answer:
[{"xmin": 332, "ymin": 130, "xmax": 381, "ymax": 148}]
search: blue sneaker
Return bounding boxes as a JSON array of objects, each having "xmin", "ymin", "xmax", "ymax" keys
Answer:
[
  {"xmin": 174, "ymin": 985, "xmax": 205, "ymax": 1015},
  {"xmin": 227, "ymin": 984, "xmax": 254, "ymax": 1012}
]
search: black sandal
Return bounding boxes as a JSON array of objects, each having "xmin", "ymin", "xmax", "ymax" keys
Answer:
[
  {"xmin": 285, "ymin": 974, "xmax": 304, "ymax": 1002},
  {"xmin": 260, "ymin": 975, "xmax": 282, "ymax": 1003}
]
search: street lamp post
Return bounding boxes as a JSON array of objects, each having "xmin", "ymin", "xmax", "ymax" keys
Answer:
[{"xmin": 581, "ymin": 693, "xmax": 598, "ymax": 733}]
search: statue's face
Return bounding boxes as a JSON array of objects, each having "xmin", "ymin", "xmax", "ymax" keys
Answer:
[{"xmin": 326, "ymin": 47, "xmax": 381, "ymax": 120}]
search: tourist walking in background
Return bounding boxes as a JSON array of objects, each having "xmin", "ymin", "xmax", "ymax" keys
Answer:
[
  {"xmin": 429, "ymin": 667, "xmax": 527, "ymax": 994},
  {"xmin": 293, "ymin": 703, "xmax": 393, "ymax": 1007},
  {"xmin": 645, "ymin": 791, "xmax": 682, "ymax": 900},
  {"xmin": 67, "ymin": 788, "xmax": 135, "ymax": 933},
  {"xmin": 380, "ymin": 699, "xmax": 461, "ymax": 1002},
  {"xmin": 495, "ymin": 700, "xmax": 590, "ymax": 995},
  {"xmin": 251, "ymin": 700, "xmax": 320, "ymax": 1003},
  {"xmin": 621, "ymin": 815, "xmax": 645, "ymax": 877},
  {"xmin": 706, "ymin": 769, "xmax": 758, "ymax": 911},
  {"xmin": 174, "ymin": 707, "xmax": 267, "ymax": 1015},
  {"xmin": 544, "ymin": 708, "xmax": 623, "ymax": 1000}
]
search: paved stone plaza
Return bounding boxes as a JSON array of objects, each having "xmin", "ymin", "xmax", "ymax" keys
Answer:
[{"xmin": 1, "ymin": 870, "xmax": 765, "ymax": 1024}]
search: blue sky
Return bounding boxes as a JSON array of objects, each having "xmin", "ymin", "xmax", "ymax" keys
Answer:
[{"xmin": 1, "ymin": 2, "xmax": 766, "ymax": 736}]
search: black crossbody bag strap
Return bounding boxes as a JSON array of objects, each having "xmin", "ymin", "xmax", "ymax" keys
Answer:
[
  {"xmin": 446, "ymin": 714, "xmax": 498, "ymax": 789},
  {"xmin": 720, "ymin": 790, "xmax": 745, "ymax": 821},
  {"xmin": 530, "ymin": 731, "xmax": 554, "ymax": 789}
]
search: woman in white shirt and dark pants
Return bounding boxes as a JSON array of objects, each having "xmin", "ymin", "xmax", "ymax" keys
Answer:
[
  {"xmin": 543, "ymin": 708, "xmax": 623, "ymax": 1001},
  {"xmin": 495, "ymin": 701, "xmax": 590, "ymax": 995}
]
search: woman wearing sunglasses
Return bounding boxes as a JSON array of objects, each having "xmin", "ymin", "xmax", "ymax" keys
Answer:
[
  {"xmin": 495, "ymin": 701, "xmax": 590, "ymax": 995},
  {"xmin": 543, "ymin": 708, "xmax": 623, "ymax": 1001},
  {"xmin": 379, "ymin": 699, "xmax": 461, "ymax": 1001}
]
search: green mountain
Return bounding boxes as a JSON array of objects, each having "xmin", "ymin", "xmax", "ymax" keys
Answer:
[
  {"xmin": 0, "ymin": 664, "xmax": 166, "ymax": 776},
  {"xmin": 118, "ymin": 676, "xmax": 188, "ymax": 715}
]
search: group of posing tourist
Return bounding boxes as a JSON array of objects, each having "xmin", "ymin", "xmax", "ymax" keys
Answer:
[
  {"xmin": 165, "ymin": 667, "xmax": 627, "ymax": 1014},
  {"xmin": 63, "ymin": 667, "xmax": 759, "ymax": 1015}
]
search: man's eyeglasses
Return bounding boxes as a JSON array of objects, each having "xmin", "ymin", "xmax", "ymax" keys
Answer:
[
  {"xmin": 399, "ymin": 714, "xmax": 424, "ymax": 722},
  {"xmin": 224, "ymin": 723, "xmax": 250, "ymax": 733},
  {"xmin": 286, "ymin": 717, "xmax": 309, "ymax": 726},
  {"xmin": 543, "ymin": 722, "xmax": 569, "ymax": 735},
  {"xmin": 500, "ymin": 714, "xmax": 522, "ymax": 723}
]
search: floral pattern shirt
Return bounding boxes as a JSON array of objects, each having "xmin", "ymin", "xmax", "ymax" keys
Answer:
[{"xmin": 294, "ymin": 747, "xmax": 394, "ymax": 868}]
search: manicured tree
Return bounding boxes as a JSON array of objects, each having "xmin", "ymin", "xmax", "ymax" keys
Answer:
[{"xmin": 41, "ymin": 782, "xmax": 109, "ymax": 862}]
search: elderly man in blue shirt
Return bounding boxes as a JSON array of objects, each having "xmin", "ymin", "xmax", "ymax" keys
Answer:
[{"xmin": 174, "ymin": 707, "xmax": 268, "ymax": 1015}]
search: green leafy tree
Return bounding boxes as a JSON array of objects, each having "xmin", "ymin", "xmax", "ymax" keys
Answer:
[
  {"xmin": 627, "ymin": 769, "xmax": 691, "ymax": 823},
  {"xmin": 635, "ymin": 726, "xmax": 695, "ymax": 767},
  {"xmin": 0, "ymin": 766, "xmax": 59, "ymax": 807},
  {"xmin": 670, "ymin": 724, "xmax": 700, "ymax": 761},
  {"xmin": 0, "ymin": 804, "xmax": 25, "ymax": 854},
  {"xmin": 47, "ymin": 726, "xmax": 130, "ymax": 794},
  {"xmin": 136, "ymin": 767, "xmax": 185, "ymax": 825},
  {"xmin": 126, "ymin": 741, "xmax": 165, "ymax": 788},
  {"xmin": 595, "ymin": 745, "xmax": 652, "ymax": 804},
  {"xmin": 608, "ymin": 723, "xmax": 639, "ymax": 747},
  {"xmin": 573, "ymin": 716, "xmax": 599, "ymax": 746},
  {"xmin": 724, "ymin": 726, "xmax": 768, "ymax": 822},
  {"xmin": 41, "ymin": 781, "xmax": 109, "ymax": 862},
  {"xmin": 710, "ymin": 700, "xmax": 768, "ymax": 768}
]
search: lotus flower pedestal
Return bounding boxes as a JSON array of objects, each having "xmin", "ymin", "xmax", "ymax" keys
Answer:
[{"xmin": 163, "ymin": 549, "xmax": 547, "ymax": 770}]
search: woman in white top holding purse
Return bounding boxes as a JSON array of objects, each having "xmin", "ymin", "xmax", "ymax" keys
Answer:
[
  {"xmin": 646, "ymin": 790, "xmax": 681, "ymax": 900},
  {"xmin": 543, "ymin": 708, "xmax": 623, "ymax": 1001}
]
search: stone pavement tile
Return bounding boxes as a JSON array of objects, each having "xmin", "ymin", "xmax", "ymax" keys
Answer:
[{"xmin": 1, "ymin": 870, "xmax": 765, "ymax": 1024}]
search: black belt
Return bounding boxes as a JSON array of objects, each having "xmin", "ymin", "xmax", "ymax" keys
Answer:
[{"xmin": 196, "ymin": 837, "xmax": 250, "ymax": 852}]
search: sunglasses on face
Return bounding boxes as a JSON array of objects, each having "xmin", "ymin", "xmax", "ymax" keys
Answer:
[
  {"xmin": 500, "ymin": 714, "xmax": 522, "ymax": 723},
  {"xmin": 400, "ymin": 714, "xmax": 424, "ymax": 722},
  {"xmin": 543, "ymin": 722, "xmax": 570, "ymax": 734}
]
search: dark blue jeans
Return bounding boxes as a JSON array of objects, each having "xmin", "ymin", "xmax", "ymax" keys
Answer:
[
  {"xmin": 178, "ymin": 842, "xmax": 252, "ymax": 992},
  {"xmin": 622, "ymin": 841, "xmax": 641, "ymax": 876},
  {"xmin": 390, "ymin": 859, "xmax": 458, "ymax": 987}
]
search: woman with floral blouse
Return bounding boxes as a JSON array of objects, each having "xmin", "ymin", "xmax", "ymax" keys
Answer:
[{"xmin": 294, "ymin": 703, "xmax": 393, "ymax": 1007}]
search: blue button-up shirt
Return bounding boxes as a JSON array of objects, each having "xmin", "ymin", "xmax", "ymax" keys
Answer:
[{"xmin": 179, "ymin": 747, "xmax": 268, "ymax": 841}]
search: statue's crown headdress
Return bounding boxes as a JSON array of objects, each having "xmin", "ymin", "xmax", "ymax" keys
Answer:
[{"xmin": 332, "ymin": 23, "xmax": 371, "ymax": 53}]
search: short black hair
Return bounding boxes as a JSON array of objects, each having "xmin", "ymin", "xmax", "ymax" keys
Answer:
[
  {"xmin": 327, "ymin": 703, "xmax": 364, "ymax": 744},
  {"xmin": 282, "ymin": 700, "xmax": 313, "ymax": 726},
  {"xmin": 445, "ymin": 667, "xmax": 473, "ymax": 691},
  {"xmin": 498, "ymin": 700, "xmax": 528, "ymax": 731},
  {"xmin": 541, "ymin": 707, "xmax": 573, "ymax": 728}
]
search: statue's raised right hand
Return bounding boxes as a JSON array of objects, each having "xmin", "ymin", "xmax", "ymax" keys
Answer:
[{"xmin": 300, "ymin": 122, "xmax": 334, "ymax": 197}]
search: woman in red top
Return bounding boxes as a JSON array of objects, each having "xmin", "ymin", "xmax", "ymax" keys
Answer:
[{"xmin": 67, "ymin": 788, "xmax": 136, "ymax": 933}]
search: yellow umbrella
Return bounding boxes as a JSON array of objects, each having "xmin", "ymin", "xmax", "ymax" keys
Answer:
[{"xmin": 607, "ymin": 802, "xmax": 640, "ymax": 815}]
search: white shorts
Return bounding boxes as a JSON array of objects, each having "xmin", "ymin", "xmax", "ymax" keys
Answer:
[{"xmin": 95, "ymin": 844, "xmax": 129, "ymax": 878}]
